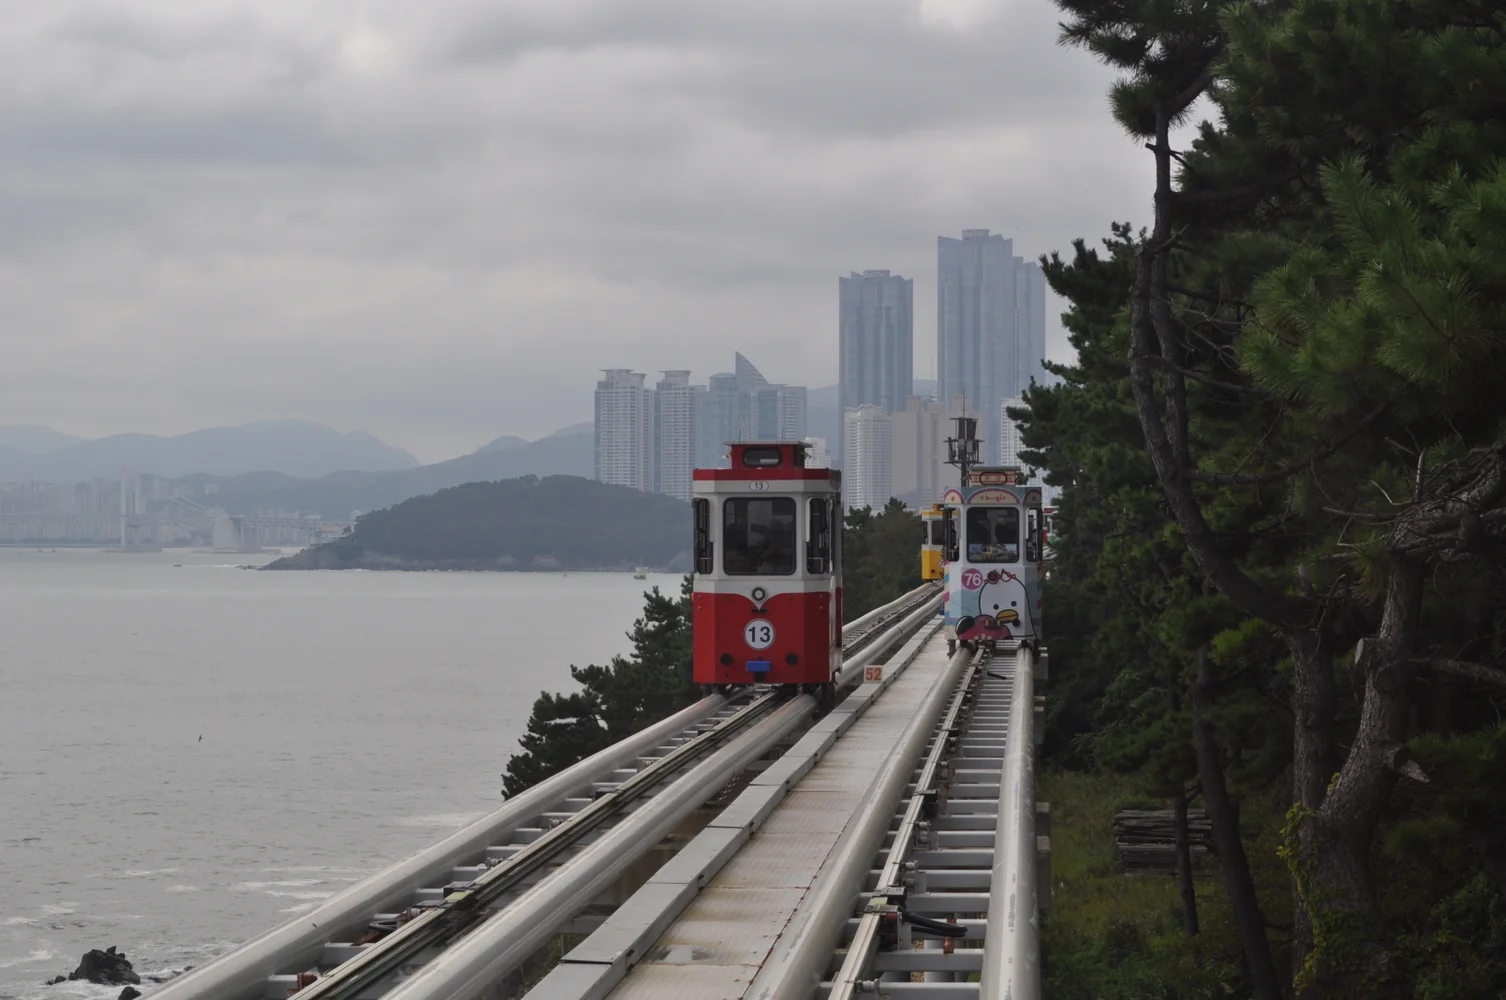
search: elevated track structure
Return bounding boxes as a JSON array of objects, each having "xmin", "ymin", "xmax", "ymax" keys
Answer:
[{"xmin": 152, "ymin": 583, "xmax": 1050, "ymax": 1000}]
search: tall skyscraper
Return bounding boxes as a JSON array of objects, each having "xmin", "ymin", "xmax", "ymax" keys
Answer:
[
  {"xmin": 843, "ymin": 405, "xmax": 893, "ymax": 512},
  {"xmin": 890, "ymin": 395, "xmax": 983, "ymax": 505},
  {"xmin": 999, "ymin": 396, "xmax": 1025, "ymax": 467},
  {"xmin": 936, "ymin": 229, "xmax": 1047, "ymax": 452},
  {"xmin": 838, "ymin": 269, "xmax": 914, "ymax": 465},
  {"xmin": 594, "ymin": 369, "xmax": 654, "ymax": 491},
  {"xmin": 697, "ymin": 372, "xmax": 742, "ymax": 468},
  {"xmin": 697, "ymin": 355, "xmax": 808, "ymax": 467},
  {"xmin": 803, "ymin": 437, "xmax": 832, "ymax": 469},
  {"xmin": 654, "ymin": 371, "xmax": 698, "ymax": 501},
  {"xmin": 755, "ymin": 384, "xmax": 808, "ymax": 442}
]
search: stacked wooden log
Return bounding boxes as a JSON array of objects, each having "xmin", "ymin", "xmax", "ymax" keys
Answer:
[{"xmin": 1114, "ymin": 808, "xmax": 1215, "ymax": 876}]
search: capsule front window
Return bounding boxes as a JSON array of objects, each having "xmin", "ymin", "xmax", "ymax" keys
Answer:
[{"xmin": 723, "ymin": 497, "xmax": 797, "ymax": 575}]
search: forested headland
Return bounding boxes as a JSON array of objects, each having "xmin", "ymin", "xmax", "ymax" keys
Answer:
[
  {"xmin": 1016, "ymin": 0, "xmax": 1506, "ymax": 995},
  {"xmin": 262, "ymin": 475, "xmax": 691, "ymax": 572}
]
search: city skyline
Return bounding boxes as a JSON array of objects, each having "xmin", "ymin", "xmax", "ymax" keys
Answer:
[
  {"xmin": 0, "ymin": 2, "xmax": 1137, "ymax": 464},
  {"xmin": 595, "ymin": 354, "xmax": 809, "ymax": 501}
]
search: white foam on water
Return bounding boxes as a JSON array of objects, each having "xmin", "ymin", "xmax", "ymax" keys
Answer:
[
  {"xmin": 231, "ymin": 879, "xmax": 324, "ymax": 891},
  {"xmin": 114, "ymin": 869, "xmax": 179, "ymax": 879},
  {"xmin": 277, "ymin": 902, "xmax": 319, "ymax": 914},
  {"xmin": 165, "ymin": 885, "xmax": 200, "ymax": 894},
  {"xmin": 261, "ymin": 865, "xmax": 368, "ymax": 875},
  {"xmin": 1, "ymin": 918, "xmax": 36, "ymax": 927},
  {"xmin": 37, "ymin": 906, "xmax": 74, "ymax": 916},
  {"xmin": 394, "ymin": 813, "xmax": 484, "ymax": 828},
  {"xmin": 264, "ymin": 891, "xmax": 332, "ymax": 901},
  {"xmin": 0, "ymin": 949, "xmax": 54, "ymax": 970}
]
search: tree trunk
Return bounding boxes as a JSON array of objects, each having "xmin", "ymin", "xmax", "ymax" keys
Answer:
[
  {"xmin": 1192, "ymin": 646, "xmax": 1283, "ymax": 1000},
  {"xmin": 1283, "ymin": 627, "xmax": 1336, "ymax": 980},
  {"xmin": 1301, "ymin": 559, "xmax": 1425, "ymax": 997},
  {"xmin": 1173, "ymin": 789, "xmax": 1201, "ymax": 936}
]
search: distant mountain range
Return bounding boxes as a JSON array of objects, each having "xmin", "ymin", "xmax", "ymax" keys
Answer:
[
  {"xmin": 0, "ymin": 421, "xmax": 420, "ymax": 481},
  {"xmin": 175, "ymin": 431, "xmax": 594, "ymax": 520}
]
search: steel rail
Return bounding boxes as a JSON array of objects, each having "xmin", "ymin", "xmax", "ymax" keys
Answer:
[
  {"xmin": 148, "ymin": 693, "xmax": 736, "ymax": 1000},
  {"xmin": 158, "ymin": 583, "xmax": 940, "ymax": 1000},
  {"xmin": 826, "ymin": 654, "xmax": 982, "ymax": 1000},
  {"xmin": 978, "ymin": 645, "xmax": 1039, "ymax": 1000},
  {"xmin": 285, "ymin": 690, "xmax": 783, "ymax": 1000},
  {"xmin": 519, "ymin": 620, "xmax": 947, "ymax": 1000},
  {"xmin": 745, "ymin": 642, "xmax": 974, "ymax": 1000},
  {"xmin": 835, "ymin": 592, "xmax": 944, "ymax": 689},
  {"xmin": 383, "ymin": 695, "xmax": 818, "ymax": 1000},
  {"xmin": 840, "ymin": 582, "xmax": 938, "ymax": 639}
]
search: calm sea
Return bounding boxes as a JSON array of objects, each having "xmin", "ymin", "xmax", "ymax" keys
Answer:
[{"xmin": 0, "ymin": 549, "xmax": 678, "ymax": 1000}]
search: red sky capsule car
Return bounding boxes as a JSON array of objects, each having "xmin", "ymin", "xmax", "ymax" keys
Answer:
[{"xmin": 692, "ymin": 442, "xmax": 842, "ymax": 692}]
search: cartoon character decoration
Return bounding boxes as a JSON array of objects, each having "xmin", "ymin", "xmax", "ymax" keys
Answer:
[{"xmin": 954, "ymin": 567, "xmax": 1035, "ymax": 642}]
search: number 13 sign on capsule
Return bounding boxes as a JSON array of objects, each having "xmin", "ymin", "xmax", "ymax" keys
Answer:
[{"xmin": 744, "ymin": 619, "xmax": 775, "ymax": 649}]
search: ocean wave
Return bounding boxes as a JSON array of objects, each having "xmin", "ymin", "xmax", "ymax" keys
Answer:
[
  {"xmin": 1, "ymin": 918, "xmax": 36, "ymax": 927},
  {"xmin": 263, "ymin": 891, "xmax": 332, "ymax": 901},
  {"xmin": 394, "ymin": 813, "xmax": 484, "ymax": 828},
  {"xmin": 37, "ymin": 906, "xmax": 74, "ymax": 917},
  {"xmin": 277, "ymin": 902, "xmax": 320, "ymax": 914},
  {"xmin": 113, "ymin": 868, "xmax": 179, "ymax": 879},
  {"xmin": 260, "ymin": 865, "xmax": 368, "ymax": 875},
  {"xmin": 231, "ymin": 879, "xmax": 325, "ymax": 891},
  {"xmin": 0, "ymin": 949, "xmax": 54, "ymax": 970},
  {"xmin": 164, "ymin": 885, "xmax": 199, "ymax": 894}
]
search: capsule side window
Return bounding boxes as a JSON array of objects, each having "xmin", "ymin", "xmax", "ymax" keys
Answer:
[
  {"xmin": 1025, "ymin": 506, "xmax": 1042, "ymax": 563},
  {"xmin": 692, "ymin": 498, "xmax": 713, "ymax": 574},
  {"xmin": 807, "ymin": 497, "xmax": 832, "ymax": 575}
]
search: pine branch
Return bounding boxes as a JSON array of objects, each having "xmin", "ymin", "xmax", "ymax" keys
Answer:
[
  {"xmin": 1417, "ymin": 657, "xmax": 1506, "ymax": 694},
  {"xmin": 1189, "ymin": 403, "xmax": 1388, "ymax": 486},
  {"xmin": 1173, "ymin": 166, "xmax": 1305, "ymax": 206}
]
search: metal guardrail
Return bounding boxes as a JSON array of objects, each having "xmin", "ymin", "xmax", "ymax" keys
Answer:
[
  {"xmin": 979, "ymin": 644, "xmax": 1039, "ymax": 1000},
  {"xmin": 156, "ymin": 585, "xmax": 947, "ymax": 1000}
]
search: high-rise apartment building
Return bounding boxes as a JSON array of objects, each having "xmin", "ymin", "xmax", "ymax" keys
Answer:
[
  {"xmin": 803, "ymin": 437, "xmax": 832, "ymax": 469},
  {"xmin": 654, "ymin": 371, "xmax": 698, "ymax": 501},
  {"xmin": 838, "ymin": 269, "xmax": 914, "ymax": 465},
  {"xmin": 697, "ymin": 372, "xmax": 743, "ymax": 469},
  {"xmin": 890, "ymin": 395, "xmax": 983, "ymax": 506},
  {"xmin": 594, "ymin": 369, "xmax": 654, "ymax": 491},
  {"xmin": 697, "ymin": 355, "xmax": 808, "ymax": 468},
  {"xmin": 936, "ymin": 229, "xmax": 1047, "ymax": 452},
  {"xmin": 756, "ymin": 384, "xmax": 808, "ymax": 442},
  {"xmin": 999, "ymin": 396, "xmax": 1026, "ymax": 467},
  {"xmin": 843, "ymin": 405, "xmax": 893, "ymax": 512}
]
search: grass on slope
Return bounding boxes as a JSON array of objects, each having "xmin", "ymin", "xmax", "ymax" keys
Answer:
[{"xmin": 1039, "ymin": 770, "xmax": 1291, "ymax": 999}]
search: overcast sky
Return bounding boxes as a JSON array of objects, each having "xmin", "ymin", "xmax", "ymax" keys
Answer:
[{"xmin": 1, "ymin": 0, "xmax": 1151, "ymax": 463}]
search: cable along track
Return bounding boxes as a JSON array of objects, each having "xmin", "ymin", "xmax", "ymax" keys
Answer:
[{"xmin": 152, "ymin": 584, "xmax": 942, "ymax": 1000}]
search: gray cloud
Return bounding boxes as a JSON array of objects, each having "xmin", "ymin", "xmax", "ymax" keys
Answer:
[{"xmin": 0, "ymin": 0, "xmax": 1151, "ymax": 462}]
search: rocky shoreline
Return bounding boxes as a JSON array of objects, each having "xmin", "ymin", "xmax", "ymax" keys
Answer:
[{"xmin": 42, "ymin": 947, "xmax": 193, "ymax": 998}]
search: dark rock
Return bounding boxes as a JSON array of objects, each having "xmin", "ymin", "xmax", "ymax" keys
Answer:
[
  {"xmin": 120, "ymin": 988, "xmax": 142, "ymax": 1000},
  {"xmin": 68, "ymin": 946, "xmax": 141, "ymax": 985},
  {"xmin": 44, "ymin": 975, "xmax": 66, "ymax": 985}
]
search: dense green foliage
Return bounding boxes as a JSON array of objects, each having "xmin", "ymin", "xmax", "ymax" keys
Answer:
[
  {"xmin": 264, "ymin": 475, "xmax": 691, "ymax": 571},
  {"xmin": 503, "ymin": 577, "xmax": 699, "ymax": 796},
  {"xmin": 501, "ymin": 499, "xmax": 924, "ymax": 794},
  {"xmin": 842, "ymin": 499, "xmax": 925, "ymax": 619},
  {"xmin": 1030, "ymin": 0, "xmax": 1506, "ymax": 995}
]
